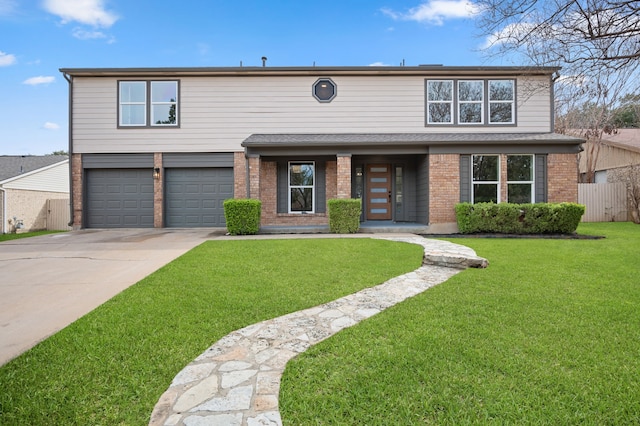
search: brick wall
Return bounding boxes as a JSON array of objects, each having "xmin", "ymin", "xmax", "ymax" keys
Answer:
[
  {"xmin": 259, "ymin": 158, "xmax": 335, "ymax": 227},
  {"xmin": 429, "ymin": 154, "xmax": 459, "ymax": 223},
  {"xmin": 548, "ymin": 153, "xmax": 578, "ymax": 203},
  {"xmin": 248, "ymin": 156, "xmax": 260, "ymax": 199},
  {"xmin": 233, "ymin": 152, "xmax": 247, "ymax": 199},
  {"xmin": 71, "ymin": 153, "xmax": 83, "ymax": 229},
  {"xmin": 154, "ymin": 153, "xmax": 163, "ymax": 228},
  {"xmin": 336, "ymin": 155, "xmax": 351, "ymax": 198}
]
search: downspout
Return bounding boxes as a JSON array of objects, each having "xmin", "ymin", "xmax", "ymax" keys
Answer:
[
  {"xmin": 63, "ymin": 72, "xmax": 74, "ymax": 227},
  {"xmin": 0, "ymin": 186, "xmax": 6, "ymax": 234}
]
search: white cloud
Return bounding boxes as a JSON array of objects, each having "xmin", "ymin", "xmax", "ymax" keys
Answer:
[
  {"xmin": 382, "ymin": 0, "xmax": 479, "ymax": 26},
  {"xmin": 43, "ymin": 0, "xmax": 118, "ymax": 27},
  {"xmin": 43, "ymin": 122, "xmax": 60, "ymax": 130},
  {"xmin": 0, "ymin": 0, "xmax": 17, "ymax": 15},
  {"xmin": 72, "ymin": 27, "xmax": 115, "ymax": 43},
  {"xmin": 0, "ymin": 51, "xmax": 17, "ymax": 66},
  {"xmin": 480, "ymin": 22, "xmax": 535, "ymax": 49},
  {"xmin": 369, "ymin": 62, "xmax": 393, "ymax": 66},
  {"xmin": 23, "ymin": 76, "xmax": 55, "ymax": 85}
]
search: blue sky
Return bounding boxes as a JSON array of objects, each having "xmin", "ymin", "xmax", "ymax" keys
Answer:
[{"xmin": 0, "ymin": 0, "xmax": 502, "ymax": 155}]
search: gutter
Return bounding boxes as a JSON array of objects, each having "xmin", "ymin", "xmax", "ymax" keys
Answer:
[{"xmin": 63, "ymin": 72, "xmax": 74, "ymax": 228}]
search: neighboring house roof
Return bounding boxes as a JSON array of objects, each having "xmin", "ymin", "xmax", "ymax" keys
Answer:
[
  {"xmin": 0, "ymin": 155, "xmax": 69, "ymax": 183},
  {"xmin": 601, "ymin": 129, "xmax": 640, "ymax": 154}
]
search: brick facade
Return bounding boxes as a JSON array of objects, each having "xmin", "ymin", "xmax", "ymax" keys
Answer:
[
  {"xmin": 233, "ymin": 152, "xmax": 247, "ymax": 199},
  {"xmin": 154, "ymin": 152, "xmax": 163, "ymax": 228},
  {"xmin": 336, "ymin": 155, "xmax": 352, "ymax": 199},
  {"xmin": 71, "ymin": 153, "xmax": 83, "ymax": 229},
  {"xmin": 428, "ymin": 154, "xmax": 460, "ymax": 224},
  {"xmin": 547, "ymin": 153, "xmax": 578, "ymax": 203}
]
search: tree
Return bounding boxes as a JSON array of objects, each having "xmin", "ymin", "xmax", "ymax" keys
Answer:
[
  {"xmin": 475, "ymin": 0, "xmax": 640, "ymax": 182},
  {"xmin": 476, "ymin": 0, "xmax": 640, "ymax": 73}
]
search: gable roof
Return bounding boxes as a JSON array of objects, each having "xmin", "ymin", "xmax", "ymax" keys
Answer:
[{"xmin": 0, "ymin": 155, "xmax": 68, "ymax": 182}]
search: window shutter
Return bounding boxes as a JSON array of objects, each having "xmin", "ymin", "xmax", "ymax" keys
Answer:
[
  {"xmin": 535, "ymin": 154, "xmax": 547, "ymax": 203},
  {"xmin": 277, "ymin": 161, "xmax": 288, "ymax": 213},
  {"xmin": 459, "ymin": 155, "xmax": 471, "ymax": 202},
  {"xmin": 316, "ymin": 161, "xmax": 326, "ymax": 213}
]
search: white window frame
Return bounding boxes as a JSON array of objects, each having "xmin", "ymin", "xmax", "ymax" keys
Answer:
[
  {"xmin": 118, "ymin": 80, "xmax": 179, "ymax": 127},
  {"xmin": 471, "ymin": 154, "xmax": 500, "ymax": 203},
  {"xmin": 507, "ymin": 154, "xmax": 535, "ymax": 203},
  {"xmin": 150, "ymin": 81, "xmax": 178, "ymax": 126},
  {"xmin": 288, "ymin": 161, "xmax": 315, "ymax": 214},
  {"xmin": 119, "ymin": 81, "xmax": 147, "ymax": 127},
  {"xmin": 488, "ymin": 80, "xmax": 515, "ymax": 124},
  {"xmin": 426, "ymin": 80, "xmax": 454, "ymax": 124},
  {"xmin": 458, "ymin": 80, "xmax": 484, "ymax": 125}
]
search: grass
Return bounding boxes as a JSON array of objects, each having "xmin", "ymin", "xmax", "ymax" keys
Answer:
[
  {"xmin": 280, "ymin": 222, "xmax": 640, "ymax": 425},
  {"xmin": 0, "ymin": 230, "xmax": 64, "ymax": 242},
  {"xmin": 0, "ymin": 238, "xmax": 422, "ymax": 425}
]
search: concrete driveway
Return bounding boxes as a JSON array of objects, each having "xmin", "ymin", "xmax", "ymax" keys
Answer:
[{"xmin": 0, "ymin": 229, "xmax": 219, "ymax": 366}]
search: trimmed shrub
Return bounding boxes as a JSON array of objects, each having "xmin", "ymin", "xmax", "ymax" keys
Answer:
[
  {"xmin": 224, "ymin": 199, "xmax": 261, "ymax": 235},
  {"xmin": 455, "ymin": 202, "xmax": 585, "ymax": 234},
  {"xmin": 328, "ymin": 199, "xmax": 362, "ymax": 234}
]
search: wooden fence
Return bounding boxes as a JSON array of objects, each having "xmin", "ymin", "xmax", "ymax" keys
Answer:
[
  {"xmin": 578, "ymin": 183, "xmax": 628, "ymax": 222},
  {"xmin": 47, "ymin": 199, "xmax": 72, "ymax": 230}
]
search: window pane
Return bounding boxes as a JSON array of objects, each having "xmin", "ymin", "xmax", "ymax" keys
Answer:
[
  {"xmin": 151, "ymin": 81, "xmax": 177, "ymax": 102},
  {"xmin": 121, "ymin": 105, "xmax": 146, "ymax": 125},
  {"xmin": 428, "ymin": 81, "xmax": 452, "ymax": 101},
  {"xmin": 473, "ymin": 155, "xmax": 498, "ymax": 181},
  {"xmin": 490, "ymin": 103, "xmax": 513, "ymax": 123},
  {"xmin": 508, "ymin": 184, "xmax": 532, "ymax": 203},
  {"xmin": 474, "ymin": 184, "xmax": 498, "ymax": 203},
  {"xmin": 428, "ymin": 103, "xmax": 452, "ymax": 123},
  {"xmin": 507, "ymin": 155, "xmax": 533, "ymax": 181},
  {"xmin": 290, "ymin": 188, "xmax": 313, "ymax": 212},
  {"xmin": 460, "ymin": 103, "xmax": 482, "ymax": 123},
  {"xmin": 120, "ymin": 82, "xmax": 146, "ymax": 102},
  {"xmin": 152, "ymin": 104, "xmax": 177, "ymax": 125},
  {"xmin": 489, "ymin": 80, "xmax": 514, "ymax": 101},
  {"xmin": 289, "ymin": 163, "xmax": 314, "ymax": 186},
  {"xmin": 459, "ymin": 81, "xmax": 483, "ymax": 101}
]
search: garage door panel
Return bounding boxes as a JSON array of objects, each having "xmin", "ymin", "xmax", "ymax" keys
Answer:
[
  {"xmin": 165, "ymin": 168, "xmax": 233, "ymax": 227},
  {"xmin": 86, "ymin": 169, "xmax": 154, "ymax": 228}
]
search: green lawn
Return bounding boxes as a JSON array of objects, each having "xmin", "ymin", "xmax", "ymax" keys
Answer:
[
  {"xmin": 280, "ymin": 222, "xmax": 640, "ymax": 425},
  {"xmin": 0, "ymin": 230, "xmax": 64, "ymax": 242},
  {"xmin": 0, "ymin": 238, "xmax": 422, "ymax": 425}
]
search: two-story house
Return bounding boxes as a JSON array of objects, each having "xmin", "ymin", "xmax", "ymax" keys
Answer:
[{"xmin": 60, "ymin": 65, "xmax": 583, "ymax": 233}]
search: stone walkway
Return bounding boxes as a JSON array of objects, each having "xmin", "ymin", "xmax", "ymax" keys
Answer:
[{"xmin": 149, "ymin": 236, "xmax": 488, "ymax": 426}]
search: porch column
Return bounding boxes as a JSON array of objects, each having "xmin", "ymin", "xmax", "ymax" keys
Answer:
[
  {"xmin": 153, "ymin": 152, "xmax": 163, "ymax": 228},
  {"xmin": 248, "ymin": 155, "xmax": 261, "ymax": 199},
  {"xmin": 336, "ymin": 153, "xmax": 352, "ymax": 199}
]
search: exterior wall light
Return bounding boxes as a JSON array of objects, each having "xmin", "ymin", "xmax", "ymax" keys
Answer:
[{"xmin": 153, "ymin": 167, "xmax": 161, "ymax": 180}]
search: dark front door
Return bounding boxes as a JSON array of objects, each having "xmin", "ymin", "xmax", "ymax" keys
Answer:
[{"xmin": 366, "ymin": 164, "xmax": 392, "ymax": 220}]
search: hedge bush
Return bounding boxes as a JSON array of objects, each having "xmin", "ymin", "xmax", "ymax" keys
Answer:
[
  {"xmin": 328, "ymin": 199, "xmax": 362, "ymax": 234},
  {"xmin": 223, "ymin": 199, "xmax": 261, "ymax": 235},
  {"xmin": 455, "ymin": 202, "xmax": 585, "ymax": 234}
]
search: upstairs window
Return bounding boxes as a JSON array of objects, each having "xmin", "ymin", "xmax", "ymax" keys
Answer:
[
  {"xmin": 458, "ymin": 80, "xmax": 483, "ymax": 124},
  {"xmin": 426, "ymin": 79, "xmax": 515, "ymax": 126},
  {"xmin": 489, "ymin": 80, "xmax": 515, "ymax": 124},
  {"xmin": 119, "ymin": 80, "xmax": 178, "ymax": 127},
  {"xmin": 427, "ymin": 80, "xmax": 453, "ymax": 124}
]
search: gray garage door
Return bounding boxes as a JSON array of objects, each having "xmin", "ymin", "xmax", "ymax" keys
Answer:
[
  {"xmin": 165, "ymin": 168, "xmax": 233, "ymax": 227},
  {"xmin": 85, "ymin": 169, "xmax": 154, "ymax": 228}
]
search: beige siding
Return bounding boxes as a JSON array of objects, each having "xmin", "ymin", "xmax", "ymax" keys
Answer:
[
  {"xmin": 3, "ymin": 161, "xmax": 69, "ymax": 193},
  {"xmin": 72, "ymin": 75, "xmax": 553, "ymax": 153}
]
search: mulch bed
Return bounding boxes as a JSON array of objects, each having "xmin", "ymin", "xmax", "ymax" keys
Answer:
[{"xmin": 423, "ymin": 233, "xmax": 605, "ymax": 240}]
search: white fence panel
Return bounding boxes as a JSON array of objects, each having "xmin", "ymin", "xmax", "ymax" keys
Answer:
[
  {"xmin": 47, "ymin": 199, "xmax": 72, "ymax": 230},
  {"xmin": 578, "ymin": 183, "xmax": 628, "ymax": 222}
]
